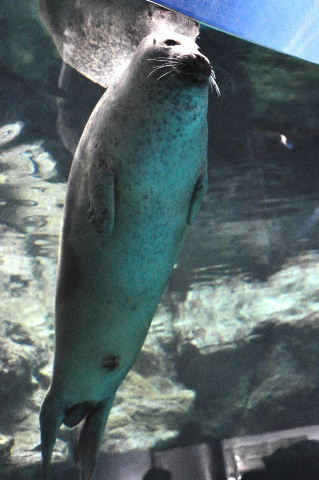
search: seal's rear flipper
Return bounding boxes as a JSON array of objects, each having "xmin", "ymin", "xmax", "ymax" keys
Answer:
[
  {"xmin": 75, "ymin": 397, "xmax": 114, "ymax": 480},
  {"xmin": 39, "ymin": 394, "xmax": 64, "ymax": 480}
]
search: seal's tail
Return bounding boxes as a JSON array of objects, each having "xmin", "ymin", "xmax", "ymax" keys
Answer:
[
  {"xmin": 75, "ymin": 398, "xmax": 113, "ymax": 480},
  {"xmin": 40, "ymin": 393, "xmax": 114, "ymax": 480},
  {"xmin": 39, "ymin": 392, "xmax": 64, "ymax": 480}
]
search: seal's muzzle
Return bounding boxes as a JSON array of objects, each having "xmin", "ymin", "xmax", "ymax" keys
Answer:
[{"xmin": 175, "ymin": 52, "xmax": 211, "ymax": 84}]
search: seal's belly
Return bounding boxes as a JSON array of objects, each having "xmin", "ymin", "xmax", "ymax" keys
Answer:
[
  {"xmin": 57, "ymin": 196, "xmax": 187, "ymax": 331},
  {"xmin": 54, "ymin": 187, "xmax": 189, "ymax": 399},
  {"xmin": 61, "ymin": 157, "xmax": 196, "ymax": 295}
]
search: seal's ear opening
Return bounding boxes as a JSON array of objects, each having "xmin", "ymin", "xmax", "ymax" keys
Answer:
[{"xmin": 153, "ymin": 38, "xmax": 156, "ymax": 45}]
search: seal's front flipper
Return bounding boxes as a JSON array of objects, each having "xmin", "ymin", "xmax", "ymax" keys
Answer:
[
  {"xmin": 75, "ymin": 397, "xmax": 114, "ymax": 480},
  {"xmin": 39, "ymin": 393, "xmax": 64, "ymax": 480},
  {"xmin": 188, "ymin": 167, "xmax": 208, "ymax": 225},
  {"xmin": 87, "ymin": 155, "xmax": 115, "ymax": 234}
]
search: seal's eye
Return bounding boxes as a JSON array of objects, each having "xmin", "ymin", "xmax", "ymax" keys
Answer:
[{"xmin": 164, "ymin": 39, "xmax": 181, "ymax": 46}]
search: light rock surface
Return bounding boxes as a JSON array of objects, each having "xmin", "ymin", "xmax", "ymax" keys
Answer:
[
  {"xmin": 173, "ymin": 252, "xmax": 319, "ymax": 437},
  {"xmin": 39, "ymin": 0, "xmax": 199, "ymax": 87}
]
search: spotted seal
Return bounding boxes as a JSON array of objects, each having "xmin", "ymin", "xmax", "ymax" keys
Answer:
[{"xmin": 40, "ymin": 30, "xmax": 214, "ymax": 480}]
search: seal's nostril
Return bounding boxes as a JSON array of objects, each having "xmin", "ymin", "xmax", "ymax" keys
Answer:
[
  {"xmin": 195, "ymin": 55, "xmax": 212, "ymax": 76},
  {"xmin": 174, "ymin": 53, "xmax": 211, "ymax": 84},
  {"xmin": 164, "ymin": 39, "xmax": 181, "ymax": 46},
  {"xmin": 195, "ymin": 54, "xmax": 209, "ymax": 66}
]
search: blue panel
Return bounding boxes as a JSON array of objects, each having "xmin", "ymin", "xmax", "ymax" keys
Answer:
[{"xmin": 149, "ymin": 0, "xmax": 319, "ymax": 65}]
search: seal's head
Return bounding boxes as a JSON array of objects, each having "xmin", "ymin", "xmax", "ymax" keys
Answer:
[{"xmin": 137, "ymin": 31, "xmax": 219, "ymax": 95}]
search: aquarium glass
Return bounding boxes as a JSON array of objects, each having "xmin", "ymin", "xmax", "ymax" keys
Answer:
[
  {"xmin": 1, "ymin": 1, "xmax": 319, "ymax": 479},
  {"xmin": 150, "ymin": 0, "xmax": 319, "ymax": 65}
]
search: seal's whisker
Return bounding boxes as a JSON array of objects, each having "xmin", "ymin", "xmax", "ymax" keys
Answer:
[
  {"xmin": 148, "ymin": 65, "xmax": 173, "ymax": 78},
  {"xmin": 153, "ymin": 60, "xmax": 179, "ymax": 65},
  {"xmin": 146, "ymin": 57, "xmax": 179, "ymax": 64},
  {"xmin": 156, "ymin": 70, "xmax": 174, "ymax": 81},
  {"xmin": 155, "ymin": 57, "xmax": 179, "ymax": 62},
  {"xmin": 148, "ymin": 67, "xmax": 165, "ymax": 78},
  {"xmin": 152, "ymin": 64, "xmax": 173, "ymax": 71},
  {"xmin": 153, "ymin": 56, "xmax": 179, "ymax": 60},
  {"xmin": 209, "ymin": 73, "xmax": 221, "ymax": 97}
]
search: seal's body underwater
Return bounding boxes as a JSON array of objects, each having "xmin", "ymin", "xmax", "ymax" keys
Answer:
[{"xmin": 40, "ymin": 31, "xmax": 212, "ymax": 480}]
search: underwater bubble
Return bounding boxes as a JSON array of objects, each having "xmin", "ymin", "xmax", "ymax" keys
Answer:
[{"xmin": 0, "ymin": 122, "xmax": 24, "ymax": 146}]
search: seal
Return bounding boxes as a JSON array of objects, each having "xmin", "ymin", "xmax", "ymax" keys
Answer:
[{"xmin": 40, "ymin": 30, "xmax": 213, "ymax": 480}]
